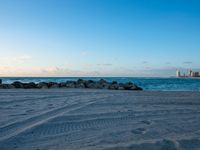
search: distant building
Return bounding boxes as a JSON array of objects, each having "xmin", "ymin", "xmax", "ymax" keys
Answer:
[
  {"xmin": 176, "ymin": 69, "xmax": 200, "ymax": 78},
  {"xmin": 192, "ymin": 72, "xmax": 200, "ymax": 77},
  {"xmin": 176, "ymin": 70, "xmax": 181, "ymax": 77},
  {"xmin": 188, "ymin": 69, "xmax": 193, "ymax": 77}
]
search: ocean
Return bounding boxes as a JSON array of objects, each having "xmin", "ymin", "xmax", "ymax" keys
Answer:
[{"xmin": 1, "ymin": 77, "xmax": 200, "ymax": 91}]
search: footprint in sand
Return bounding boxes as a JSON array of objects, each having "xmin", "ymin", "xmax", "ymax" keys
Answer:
[
  {"xmin": 141, "ymin": 120, "xmax": 152, "ymax": 125},
  {"xmin": 131, "ymin": 128, "xmax": 146, "ymax": 134}
]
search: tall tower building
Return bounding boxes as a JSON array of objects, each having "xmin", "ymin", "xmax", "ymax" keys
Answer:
[
  {"xmin": 188, "ymin": 69, "xmax": 193, "ymax": 77},
  {"xmin": 176, "ymin": 70, "xmax": 181, "ymax": 77}
]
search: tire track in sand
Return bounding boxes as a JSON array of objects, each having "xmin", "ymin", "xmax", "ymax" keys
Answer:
[{"xmin": 0, "ymin": 94, "xmax": 113, "ymax": 142}]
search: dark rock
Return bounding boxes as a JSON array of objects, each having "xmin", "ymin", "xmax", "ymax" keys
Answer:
[
  {"xmin": 84, "ymin": 82, "xmax": 95, "ymax": 88},
  {"xmin": 123, "ymin": 82, "xmax": 134, "ymax": 90},
  {"xmin": 66, "ymin": 81, "xmax": 76, "ymax": 88},
  {"xmin": 0, "ymin": 84, "xmax": 15, "ymax": 89},
  {"xmin": 12, "ymin": 81, "xmax": 24, "ymax": 88},
  {"xmin": 77, "ymin": 79, "xmax": 85, "ymax": 84},
  {"xmin": 75, "ymin": 83, "xmax": 85, "ymax": 88},
  {"xmin": 118, "ymin": 86, "xmax": 125, "ymax": 90},
  {"xmin": 112, "ymin": 81, "xmax": 118, "ymax": 84},
  {"xmin": 131, "ymin": 85, "xmax": 143, "ymax": 91},
  {"xmin": 118, "ymin": 83, "xmax": 125, "ymax": 90},
  {"xmin": 0, "ymin": 79, "xmax": 2, "ymax": 84},
  {"xmin": 109, "ymin": 83, "xmax": 119, "ymax": 90},
  {"xmin": 85, "ymin": 81, "xmax": 103, "ymax": 89},
  {"xmin": 47, "ymin": 82, "xmax": 57, "ymax": 88},
  {"xmin": 101, "ymin": 83, "xmax": 110, "ymax": 89},
  {"xmin": 23, "ymin": 82, "xmax": 37, "ymax": 89},
  {"xmin": 0, "ymin": 79, "xmax": 143, "ymax": 90},
  {"xmin": 59, "ymin": 82, "xmax": 66, "ymax": 88},
  {"xmin": 50, "ymin": 83, "xmax": 59, "ymax": 88},
  {"xmin": 123, "ymin": 82, "xmax": 142, "ymax": 91},
  {"xmin": 37, "ymin": 82, "xmax": 48, "ymax": 89},
  {"xmin": 98, "ymin": 79, "xmax": 107, "ymax": 84}
]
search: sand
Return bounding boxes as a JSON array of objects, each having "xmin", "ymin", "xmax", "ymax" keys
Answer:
[{"xmin": 0, "ymin": 89, "xmax": 200, "ymax": 150}]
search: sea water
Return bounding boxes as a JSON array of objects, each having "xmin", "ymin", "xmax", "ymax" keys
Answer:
[{"xmin": 1, "ymin": 77, "xmax": 200, "ymax": 91}]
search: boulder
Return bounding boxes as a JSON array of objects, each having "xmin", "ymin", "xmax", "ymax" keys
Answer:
[
  {"xmin": 123, "ymin": 82, "xmax": 134, "ymax": 90},
  {"xmin": 101, "ymin": 83, "xmax": 110, "ymax": 89},
  {"xmin": 123, "ymin": 82, "xmax": 142, "ymax": 91},
  {"xmin": 50, "ymin": 83, "xmax": 59, "ymax": 88},
  {"xmin": 77, "ymin": 79, "xmax": 86, "ymax": 84},
  {"xmin": 59, "ymin": 82, "xmax": 67, "ymax": 88},
  {"xmin": 98, "ymin": 79, "xmax": 107, "ymax": 84},
  {"xmin": 108, "ymin": 83, "xmax": 119, "ymax": 90},
  {"xmin": 23, "ymin": 82, "xmax": 37, "ymax": 89},
  {"xmin": 130, "ymin": 85, "xmax": 143, "ymax": 91},
  {"xmin": 118, "ymin": 83, "xmax": 125, "ymax": 90},
  {"xmin": 66, "ymin": 81, "xmax": 76, "ymax": 88},
  {"xmin": 112, "ymin": 81, "xmax": 118, "ymax": 84},
  {"xmin": 0, "ymin": 84, "xmax": 15, "ymax": 89},
  {"xmin": 118, "ymin": 86, "xmax": 125, "ymax": 90},
  {"xmin": 75, "ymin": 83, "xmax": 85, "ymax": 88},
  {"xmin": 48, "ymin": 82, "xmax": 57, "ymax": 88},
  {"xmin": 85, "ymin": 81, "xmax": 103, "ymax": 89},
  {"xmin": 0, "ymin": 79, "xmax": 143, "ymax": 90},
  {"xmin": 37, "ymin": 82, "xmax": 48, "ymax": 89},
  {"xmin": 12, "ymin": 81, "xmax": 24, "ymax": 88}
]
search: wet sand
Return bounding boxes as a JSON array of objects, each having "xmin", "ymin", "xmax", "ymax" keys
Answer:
[{"xmin": 0, "ymin": 89, "xmax": 200, "ymax": 150}]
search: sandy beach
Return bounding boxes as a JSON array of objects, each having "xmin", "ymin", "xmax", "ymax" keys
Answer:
[{"xmin": 0, "ymin": 89, "xmax": 200, "ymax": 150}]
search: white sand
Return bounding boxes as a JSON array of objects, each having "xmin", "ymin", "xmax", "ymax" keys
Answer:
[{"xmin": 0, "ymin": 89, "xmax": 200, "ymax": 150}]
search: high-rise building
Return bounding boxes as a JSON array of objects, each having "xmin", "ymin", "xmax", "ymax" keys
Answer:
[
  {"xmin": 192, "ymin": 72, "xmax": 200, "ymax": 77},
  {"xmin": 188, "ymin": 69, "xmax": 193, "ymax": 77},
  {"xmin": 176, "ymin": 70, "xmax": 181, "ymax": 77},
  {"xmin": 177, "ymin": 69, "xmax": 200, "ymax": 77}
]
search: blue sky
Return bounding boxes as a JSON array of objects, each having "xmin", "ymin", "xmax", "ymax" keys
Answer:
[{"xmin": 0, "ymin": 0, "xmax": 200, "ymax": 77}]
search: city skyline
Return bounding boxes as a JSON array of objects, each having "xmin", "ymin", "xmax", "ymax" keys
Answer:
[{"xmin": 0, "ymin": 0, "xmax": 200, "ymax": 77}]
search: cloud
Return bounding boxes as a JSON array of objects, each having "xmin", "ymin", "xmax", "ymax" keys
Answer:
[
  {"xmin": 1, "ymin": 54, "xmax": 32, "ymax": 65},
  {"xmin": 165, "ymin": 62, "xmax": 171, "ymax": 65},
  {"xmin": 142, "ymin": 61, "xmax": 148, "ymax": 64},
  {"xmin": 97, "ymin": 63, "xmax": 112, "ymax": 66},
  {"xmin": 80, "ymin": 50, "xmax": 90, "ymax": 56},
  {"xmin": 183, "ymin": 61, "xmax": 192, "ymax": 64},
  {"xmin": 0, "ymin": 66, "xmax": 102, "ymax": 77}
]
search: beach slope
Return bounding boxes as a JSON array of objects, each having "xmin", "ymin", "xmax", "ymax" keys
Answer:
[{"xmin": 0, "ymin": 89, "xmax": 200, "ymax": 150}]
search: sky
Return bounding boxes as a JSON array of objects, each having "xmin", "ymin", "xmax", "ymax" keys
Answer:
[{"xmin": 0, "ymin": 0, "xmax": 200, "ymax": 77}]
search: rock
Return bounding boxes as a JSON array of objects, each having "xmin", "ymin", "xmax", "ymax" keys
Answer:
[
  {"xmin": 48, "ymin": 82, "xmax": 57, "ymax": 88},
  {"xmin": 112, "ymin": 81, "xmax": 118, "ymax": 84},
  {"xmin": 37, "ymin": 82, "xmax": 48, "ymax": 89},
  {"xmin": 109, "ymin": 83, "xmax": 119, "ymax": 90},
  {"xmin": 85, "ymin": 81, "xmax": 103, "ymax": 89},
  {"xmin": 0, "ymin": 79, "xmax": 143, "ymax": 90},
  {"xmin": 101, "ymin": 83, "xmax": 110, "ymax": 89},
  {"xmin": 12, "ymin": 81, "xmax": 24, "ymax": 88},
  {"xmin": 130, "ymin": 85, "xmax": 143, "ymax": 91},
  {"xmin": 118, "ymin": 83, "xmax": 125, "ymax": 90},
  {"xmin": 0, "ymin": 84, "xmax": 15, "ymax": 89},
  {"xmin": 50, "ymin": 83, "xmax": 59, "ymax": 88},
  {"xmin": 123, "ymin": 82, "xmax": 134, "ymax": 90},
  {"xmin": 59, "ymin": 82, "xmax": 66, "ymax": 88},
  {"xmin": 23, "ymin": 82, "xmax": 37, "ymax": 89},
  {"xmin": 118, "ymin": 86, "xmax": 125, "ymax": 90},
  {"xmin": 77, "ymin": 79, "xmax": 85, "ymax": 84},
  {"xmin": 98, "ymin": 79, "xmax": 107, "ymax": 84},
  {"xmin": 0, "ymin": 79, "xmax": 2, "ymax": 84},
  {"xmin": 75, "ymin": 83, "xmax": 85, "ymax": 88},
  {"xmin": 66, "ymin": 81, "xmax": 76, "ymax": 88},
  {"xmin": 123, "ymin": 82, "xmax": 143, "ymax": 91}
]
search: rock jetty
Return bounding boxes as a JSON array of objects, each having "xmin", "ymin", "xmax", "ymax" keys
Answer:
[{"xmin": 0, "ymin": 79, "xmax": 143, "ymax": 90}]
